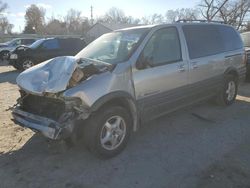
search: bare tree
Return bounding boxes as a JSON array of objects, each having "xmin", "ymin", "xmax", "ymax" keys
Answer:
[
  {"xmin": 98, "ymin": 7, "xmax": 140, "ymax": 24},
  {"xmin": 141, "ymin": 14, "xmax": 165, "ymax": 24},
  {"xmin": 45, "ymin": 18, "xmax": 67, "ymax": 35},
  {"xmin": 0, "ymin": 17, "xmax": 12, "ymax": 33},
  {"xmin": 100, "ymin": 7, "xmax": 126, "ymax": 23},
  {"xmin": 0, "ymin": 0, "xmax": 7, "ymax": 13},
  {"xmin": 64, "ymin": 9, "xmax": 90, "ymax": 34},
  {"xmin": 199, "ymin": 0, "xmax": 229, "ymax": 21},
  {"xmin": 0, "ymin": 1, "xmax": 13, "ymax": 34},
  {"xmin": 23, "ymin": 4, "xmax": 45, "ymax": 34},
  {"xmin": 166, "ymin": 8, "xmax": 199, "ymax": 22},
  {"xmin": 218, "ymin": 0, "xmax": 250, "ymax": 29}
]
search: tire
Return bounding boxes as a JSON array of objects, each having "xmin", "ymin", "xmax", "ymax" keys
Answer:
[
  {"xmin": 21, "ymin": 59, "xmax": 34, "ymax": 70},
  {"xmin": 216, "ymin": 75, "xmax": 238, "ymax": 106},
  {"xmin": 0, "ymin": 51, "xmax": 9, "ymax": 61},
  {"xmin": 84, "ymin": 106, "xmax": 132, "ymax": 159}
]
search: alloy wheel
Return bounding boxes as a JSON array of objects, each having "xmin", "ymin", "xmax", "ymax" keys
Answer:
[
  {"xmin": 100, "ymin": 115, "xmax": 127, "ymax": 151},
  {"xmin": 22, "ymin": 60, "xmax": 34, "ymax": 70},
  {"xmin": 226, "ymin": 80, "xmax": 236, "ymax": 101}
]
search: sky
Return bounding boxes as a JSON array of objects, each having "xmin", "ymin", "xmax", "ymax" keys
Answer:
[{"xmin": 3, "ymin": 0, "xmax": 199, "ymax": 33}]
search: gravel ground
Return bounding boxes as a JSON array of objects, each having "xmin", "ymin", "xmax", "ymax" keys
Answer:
[{"xmin": 1, "ymin": 61, "xmax": 250, "ymax": 188}]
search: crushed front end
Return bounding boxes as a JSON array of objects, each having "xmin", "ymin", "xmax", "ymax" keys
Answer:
[
  {"xmin": 10, "ymin": 56, "xmax": 107, "ymax": 140},
  {"xmin": 12, "ymin": 91, "xmax": 89, "ymax": 140}
]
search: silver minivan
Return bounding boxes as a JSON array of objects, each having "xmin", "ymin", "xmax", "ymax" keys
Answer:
[{"xmin": 12, "ymin": 22, "xmax": 246, "ymax": 158}]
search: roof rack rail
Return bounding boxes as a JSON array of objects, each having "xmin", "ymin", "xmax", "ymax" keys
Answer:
[{"xmin": 176, "ymin": 19, "xmax": 224, "ymax": 24}]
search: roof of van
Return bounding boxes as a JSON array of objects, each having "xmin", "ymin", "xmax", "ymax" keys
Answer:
[{"xmin": 116, "ymin": 22, "xmax": 230, "ymax": 31}]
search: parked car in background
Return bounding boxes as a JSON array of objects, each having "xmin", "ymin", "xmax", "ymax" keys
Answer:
[
  {"xmin": 12, "ymin": 22, "xmax": 246, "ymax": 158},
  {"xmin": 0, "ymin": 38, "xmax": 36, "ymax": 61},
  {"xmin": 9, "ymin": 37, "xmax": 86, "ymax": 70},
  {"xmin": 241, "ymin": 31, "xmax": 250, "ymax": 80}
]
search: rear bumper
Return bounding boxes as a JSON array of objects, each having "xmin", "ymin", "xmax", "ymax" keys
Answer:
[{"xmin": 12, "ymin": 108, "xmax": 66, "ymax": 140}]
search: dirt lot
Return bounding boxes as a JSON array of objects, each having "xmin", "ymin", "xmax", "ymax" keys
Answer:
[{"xmin": 1, "ymin": 62, "xmax": 250, "ymax": 188}]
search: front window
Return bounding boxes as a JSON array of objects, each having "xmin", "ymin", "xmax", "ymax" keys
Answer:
[
  {"xmin": 6, "ymin": 39, "xmax": 21, "ymax": 47},
  {"xmin": 76, "ymin": 28, "xmax": 150, "ymax": 64},
  {"xmin": 142, "ymin": 27, "xmax": 182, "ymax": 66}
]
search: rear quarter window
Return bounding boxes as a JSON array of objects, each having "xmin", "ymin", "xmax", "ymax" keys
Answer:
[{"xmin": 217, "ymin": 25, "xmax": 243, "ymax": 51}]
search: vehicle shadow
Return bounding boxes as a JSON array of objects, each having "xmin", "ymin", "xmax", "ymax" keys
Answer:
[
  {"xmin": 0, "ymin": 69, "xmax": 19, "ymax": 84},
  {"xmin": 0, "ymin": 84, "xmax": 250, "ymax": 188}
]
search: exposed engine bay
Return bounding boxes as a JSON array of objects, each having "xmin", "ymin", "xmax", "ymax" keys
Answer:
[{"xmin": 68, "ymin": 62, "xmax": 101, "ymax": 87}]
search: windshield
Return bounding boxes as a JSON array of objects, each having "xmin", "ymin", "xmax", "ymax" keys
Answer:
[
  {"xmin": 241, "ymin": 33, "xmax": 250, "ymax": 47},
  {"xmin": 29, "ymin": 39, "xmax": 45, "ymax": 49},
  {"xmin": 76, "ymin": 28, "xmax": 150, "ymax": 64},
  {"xmin": 5, "ymin": 39, "xmax": 20, "ymax": 46}
]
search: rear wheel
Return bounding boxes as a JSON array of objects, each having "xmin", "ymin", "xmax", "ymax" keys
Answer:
[
  {"xmin": 84, "ymin": 106, "xmax": 132, "ymax": 158},
  {"xmin": 216, "ymin": 75, "xmax": 238, "ymax": 106},
  {"xmin": 22, "ymin": 59, "xmax": 34, "ymax": 70}
]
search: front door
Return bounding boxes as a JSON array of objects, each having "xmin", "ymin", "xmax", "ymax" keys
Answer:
[{"xmin": 133, "ymin": 27, "xmax": 189, "ymax": 120}]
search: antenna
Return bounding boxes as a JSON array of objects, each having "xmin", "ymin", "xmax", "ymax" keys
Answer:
[{"xmin": 90, "ymin": 5, "xmax": 94, "ymax": 25}]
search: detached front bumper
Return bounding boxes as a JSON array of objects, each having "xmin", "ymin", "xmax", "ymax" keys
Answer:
[{"xmin": 12, "ymin": 108, "xmax": 66, "ymax": 140}]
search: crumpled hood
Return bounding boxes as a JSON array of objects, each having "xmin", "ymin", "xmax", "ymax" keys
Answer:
[{"xmin": 17, "ymin": 56, "xmax": 77, "ymax": 95}]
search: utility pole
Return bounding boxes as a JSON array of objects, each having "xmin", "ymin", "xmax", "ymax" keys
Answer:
[{"xmin": 90, "ymin": 5, "xmax": 94, "ymax": 25}]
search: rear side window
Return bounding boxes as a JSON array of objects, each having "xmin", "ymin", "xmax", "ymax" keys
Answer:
[
  {"xmin": 42, "ymin": 39, "xmax": 60, "ymax": 50},
  {"xmin": 183, "ymin": 25, "xmax": 224, "ymax": 59},
  {"xmin": 217, "ymin": 25, "xmax": 242, "ymax": 51}
]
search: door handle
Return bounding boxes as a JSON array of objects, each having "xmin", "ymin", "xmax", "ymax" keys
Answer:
[
  {"xmin": 178, "ymin": 64, "xmax": 185, "ymax": 72},
  {"xmin": 191, "ymin": 62, "xmax": 198, "ymax": 69}
]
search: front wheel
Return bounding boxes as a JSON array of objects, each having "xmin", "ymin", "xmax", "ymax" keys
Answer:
[
  {"xmin": 216, "ymin": 75, "xmax": 238, "ymax": 106},
  {"xmin": 0, "ymin": 51, "xmax": 9, "ymax": 61},
  {"xmin": 84, "ymin": 106, "xmax": 132, "ymax": 158}
]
